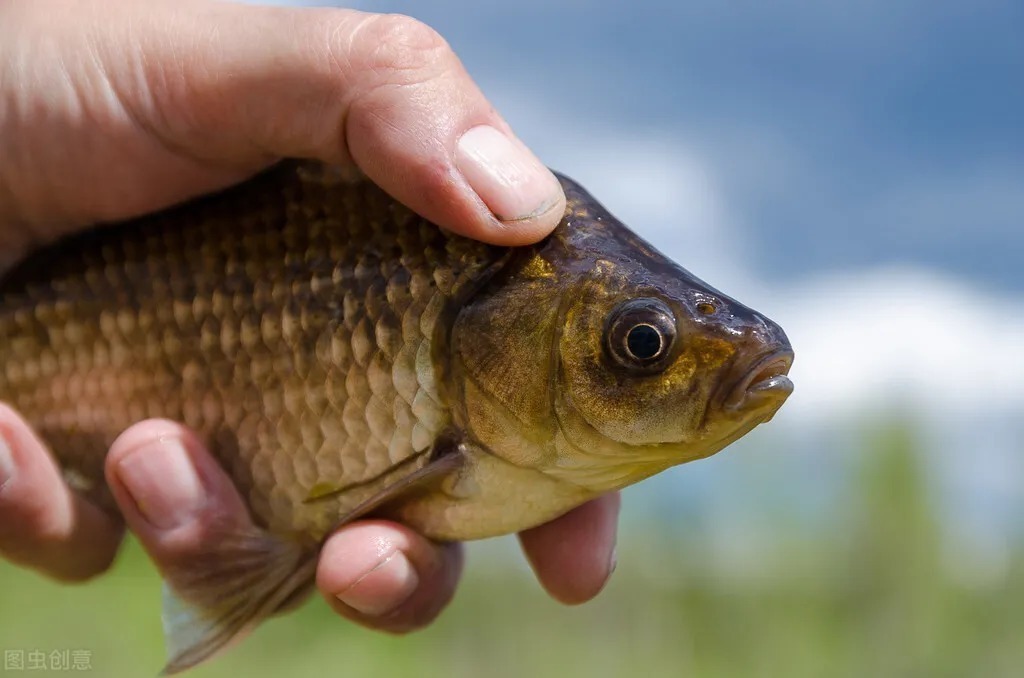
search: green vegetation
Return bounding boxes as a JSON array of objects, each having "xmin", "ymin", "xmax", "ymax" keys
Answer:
[{"xmin": 2, "ymin": 422, "xmax": 1021, "ymax": 677}]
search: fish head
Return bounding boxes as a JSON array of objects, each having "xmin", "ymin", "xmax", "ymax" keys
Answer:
[{"xmin": 452, "ymin": 174, "xmax": 793, "ymax": 495}]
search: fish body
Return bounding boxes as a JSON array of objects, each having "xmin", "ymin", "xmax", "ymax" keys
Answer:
[{"xmin": 0, "ymin": 161, "xmax": 793, "ymax": 671}]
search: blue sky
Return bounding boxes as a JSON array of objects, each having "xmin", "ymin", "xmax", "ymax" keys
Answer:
[{"xmin": 331, "ymin": 0, "xmax": 1024, "ymax": 292}]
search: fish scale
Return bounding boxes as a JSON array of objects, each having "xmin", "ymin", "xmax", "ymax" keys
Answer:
[
  {"xmin": 0, "ymin": 160, "xmax": 793, "ymax": 673},
  {"xmin": 0, "ymin": 162, "xmax": 501, "ymax": 538}
]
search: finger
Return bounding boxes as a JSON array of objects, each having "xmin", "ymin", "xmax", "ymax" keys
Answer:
[
  {"xmin": 106, "ymin": 420, "xmax": 464, "ymax": 632},
  {"xmin": 0, "ymin": 403, "xmax": 123, "ymax": 581},
  {"xmin": 14, "ymin": 1, "xmax": 566, "ymax": 245},
  {"xmin": 104, "ymin": 419, "xmax": 253, "ymax": 576},
  {"xmin": 317, "ymin": 520, "xmax": 463, "ymax": 634},
  {"xmin": 168, "ymin": 5, "xmax": 567, "ymax": 243},
  {"xmin": 517, "ymin": 493, "xmax": 621, "ymax": 605}
]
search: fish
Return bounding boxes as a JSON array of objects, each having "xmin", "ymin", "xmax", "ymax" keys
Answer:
[{"xmin": 0, "ymin": 160, "xmax": 794, "ymax": 673}]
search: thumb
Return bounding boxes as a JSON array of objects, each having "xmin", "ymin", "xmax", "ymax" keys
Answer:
[{"xmin": 71, "ymin": 1, "xmax": 565, "ymax": 244}]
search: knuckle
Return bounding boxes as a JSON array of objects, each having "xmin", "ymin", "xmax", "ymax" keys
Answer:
[
  {"xmin": 409, "ymin": 155, "xmax": 456, "ymax": 195},
  {"xmin": 349, "ymin": 13, "xmax": 453, "ymax": 83}
]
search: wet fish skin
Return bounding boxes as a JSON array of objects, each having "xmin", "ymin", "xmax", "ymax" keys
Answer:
[
  {"xmin": 0, "ymin": 162, "xmax": 507, "ymax": 543},
  {"xmin": 0, "ymin": 160, "xmax": 793, "ymax": 672}
]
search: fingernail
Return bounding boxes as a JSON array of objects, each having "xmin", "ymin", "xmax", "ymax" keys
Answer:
[
  {"xmin": 116, "ymin": 437, "xmax": 204, "ymax": 530},
  {"xmin": 608, "ymin": 546, "xmax": 618, "ymax": 577},
  {"xmin": 0, "ymin": 436, "xmax": 14, "ymax": 491},
  {"xmin": 456, "ymin": 125, "xmax": 562, "ymax": 222},
  {"xmin": 337, "ymin": 551, "xmax": 420, "ymax": 617}
]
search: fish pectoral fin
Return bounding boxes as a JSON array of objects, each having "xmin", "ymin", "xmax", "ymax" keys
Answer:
[
  {"xmin": 159, "ymin": 528, "xmax": 316, "ymax": 676},
  {"xmin": 330, "ymin": 438, "xmax": 466, "ymax": 529}
]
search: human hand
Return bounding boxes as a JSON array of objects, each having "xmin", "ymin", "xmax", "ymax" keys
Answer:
[{"xmin": 0, "ymin": 0, "xmax": 618, "ymax": 631}]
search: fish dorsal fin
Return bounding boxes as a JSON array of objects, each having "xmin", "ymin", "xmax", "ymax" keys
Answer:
[{"xmin": 159, "ymin": 529, "xmax": 316, "ymax": 675}]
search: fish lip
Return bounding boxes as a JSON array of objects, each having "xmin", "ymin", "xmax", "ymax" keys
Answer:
[{"xmin": 724, "ymin": 349, "xmax": 795, "ymax": 413}]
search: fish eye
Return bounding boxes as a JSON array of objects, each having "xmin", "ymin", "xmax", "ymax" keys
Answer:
[
  {"xmin": 626, "ymin": 324, "xmax": 662, "ymax": 360},
  {"xmin": 696, "ymin": 301, "xmax": 717, "ymax": 316},
  {"xmin": 605, "ymin": 298, "xmax": 677, "ymax": 372}
]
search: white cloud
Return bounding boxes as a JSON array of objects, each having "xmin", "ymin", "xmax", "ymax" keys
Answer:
[{"xmin": 766, "ymin": 266, "xmax": 1024, "ymax": 420}]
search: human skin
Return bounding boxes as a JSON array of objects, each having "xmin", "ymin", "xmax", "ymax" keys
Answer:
[{"xmin": 0, "ymin": 0, "xmax": 619, "ymax": 633}]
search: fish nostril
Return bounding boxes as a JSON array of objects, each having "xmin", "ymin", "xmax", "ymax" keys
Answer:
[
  {"xmin": 746, "ymin": 315, "xmax": 788, "ymax": 346},
  {"xmin": 734, "ymin": 315, "xmax": 769, "ymax": 342}
]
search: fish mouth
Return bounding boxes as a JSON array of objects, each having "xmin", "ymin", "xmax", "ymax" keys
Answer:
[{"xmin": 724, "ymin": 349, "xmax": 795, "ymax": 418}]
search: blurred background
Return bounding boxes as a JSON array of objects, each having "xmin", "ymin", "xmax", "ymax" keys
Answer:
[{"xmin": 2, "ymin": 0, "xmax": 1022, "ymax": 675}]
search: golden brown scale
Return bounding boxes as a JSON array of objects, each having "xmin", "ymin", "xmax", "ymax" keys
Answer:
[
  {"xmin": 0, "ymin": 160, "xmax": 794, "ymax": 673},
  {"xmin": 0, "ymin": 162, "xmax": 502, "ymax": 539}
]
